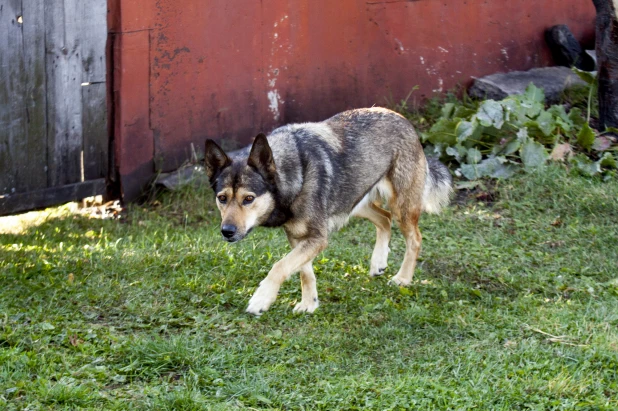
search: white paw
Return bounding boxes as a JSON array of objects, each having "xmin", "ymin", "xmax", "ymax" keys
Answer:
[
  {"xmin": 369, "ymin": 247, "xmax": 389, "ymax": 277},
  {"xmin": 389, "ymin": 274, "xmax": 412, "ymax": 287},
  {"xmin": 293, "ymin": 297, "xmax": 319, "ymax": 313},
  {"xmin": 246, "ymin": 280, "xmax": 279, "ymax": 316}
]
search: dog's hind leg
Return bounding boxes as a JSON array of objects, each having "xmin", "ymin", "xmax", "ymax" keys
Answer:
[
  {"xmin": 388, "ymin": 150, "xmax": 426, "ymax": 286},
  {"xmin": 389, "ymin": 211, "xmax": 422, "ymax": 286},
  {"xmin": 246, "ymin": 236, "xmax": 327, "ymax": 315},
  {"xmin": 353, "ymin": 202, "xmax": 392, "ymax": 276}
]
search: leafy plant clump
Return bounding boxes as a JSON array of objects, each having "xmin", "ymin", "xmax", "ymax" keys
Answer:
[{"xmin": 419, "ymin": 83, "xmax": 617, "ymax": 181}]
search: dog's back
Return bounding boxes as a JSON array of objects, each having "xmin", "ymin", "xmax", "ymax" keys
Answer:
[{"xmin": 266, "ymin": 107, "xmax": 449, "ymax": 221}]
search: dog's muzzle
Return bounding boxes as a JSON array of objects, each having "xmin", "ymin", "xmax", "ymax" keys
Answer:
[
  {"xmin": 221, "ymin": 224, "xmax": 237, "ymax": 239},
  {"xmin": 220, "ymin": 224, "xmax": 253, "ymax": 243}
]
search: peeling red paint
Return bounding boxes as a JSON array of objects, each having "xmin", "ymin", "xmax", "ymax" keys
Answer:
[{"xmin": 110, "ymin": 0, "xmax": 595, "ymax": 199}]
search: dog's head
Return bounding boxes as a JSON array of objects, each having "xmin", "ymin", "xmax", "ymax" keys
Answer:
[{"xmin": 204, "ymin": 134, "xmax": 277, "ymax": 242}]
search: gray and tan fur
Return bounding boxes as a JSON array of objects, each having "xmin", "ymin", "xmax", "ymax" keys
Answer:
[{"xmin": 204, "ymin": 107, "xmax": 452, "ymax": 315}]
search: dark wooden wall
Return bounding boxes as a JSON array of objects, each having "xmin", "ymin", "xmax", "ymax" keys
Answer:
[{"xmin": 0, "ymin": 0, "xmax": 108, "ymax": 215}]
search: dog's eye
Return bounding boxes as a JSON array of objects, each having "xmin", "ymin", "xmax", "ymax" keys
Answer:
[
  {"xmin": 217, "ymin": 195, "xmax": 227, "ymax": 203},
  {"xmin": 243, "ymin": 195, "xmax": 255, "ymax": 205}
]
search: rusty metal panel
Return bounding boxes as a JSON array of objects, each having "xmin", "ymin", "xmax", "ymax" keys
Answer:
[
  {"xmin": 149, "ymin": 1, "xmax": 264, "ymax": 170},
  {"xmin": 110, "ymin": 0, "xmax": 158, "ymax": 200},
  {"xmin": 113, "ymin": 29, "xmax": 154, "ymax": 200},
  {"xmin": 111, "ymin": 0, "xmax": 596, "ymax": 196},
  {"xmin": 259, "ymin": 0, "xmax": 369, "ymax": 128},
  {"xmin": 363, "ymin": 0, "xmax": 595, "ymax": 103}
]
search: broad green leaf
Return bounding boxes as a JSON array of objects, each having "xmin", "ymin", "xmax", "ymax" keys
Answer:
[
  {"xmin": 547, "ymin": 105, "xmax": 571, "ymax": 123},
  {"xmin": 491, "ymin": 135, "xmax": 520, "ymax": 156},
  {"xmin": 423, "ymin": 143, "xmax": 444, "ymax": 157},
  {"xmin": 456, "ymin": 120, "xmax": 478, "ymax": 143},
  {"xmin": 577, "ymin": 123, "xmax": 596, "ymax": 150},
  {"xmin": 502, "ymin": 138, "xmax": 522, "ymax": 156},
  {"xmin": 515, "ymin": 90, "xmax": 544, "ymax": 118},
  {"xmin": 487, "ymin": 157, "xmax": 518, "ymax": 179},
  {"xmin": 548, "ymin": 105, "xmax": 573, "ymax": 132},
  {"xmin": 572, "ymin": 67, "xmax": 597, "ymax": 85},
  {"xmin": 536, "ymin": 111, "xmax": 556, "ymax": 136},
  {"xmin": 445, "ymin": 146, "xmax": 459, "ymax": 160},
  {"xmin": 520, "ymin": 139, "xmax": 548, "ymax": 169},
  {"xmin": 460, "ymin": 156, "xmax": 518, "ymax": 180},
  {"xmin": 605, "ymin": 126, "xmax": 618, "ymax": 134},
  {"xmin": 441, "ymin": 103, "xmax": 456, "ymax": 119},
  {"xmin": 521, "ymin": 101, "xmax": 545, "ymax": 119},
  {"xmin": 478, "ymin": 126, "xmax": 505, "ymax": 143},
  {"xmin": 599, "ymin": 152, "xmax": 617, "ymax": 169},
  {"xmin": 523, "ymin": 83, "xmax": 545, "ymax": 104},
  {"xmin": 467, "ymin": 148, "xmax": 482, "ymax": 164},
  {"xmin": 525, "ymin": 121, "xmax": 558, "ymax": 145},
  {"xmin": 555, "ymin": 117, "xmax": 572, "ymax": 133},
  {"xmin": 516, "ymin": 127, "xmax": 529, "ymax": 142},
  {"xmin": 570, "ymin": 153, "xmax": 601, "ymax": 176},
  {"xmin": 501, "ymin": 99, "xmax": 527, "ymax": 124},
  {"xmin": 446, "ymin": 144, "xmax": 467, "ymax": 162},
  {"xmin": 476, "ymin": 100, "xmax": 505, "ymax": 129},
  {"xmin": 459, "ymin": 164, "xmax": 482, "ymax": 180},
  {"xmin": 427, "ymin": 118, "xmax": 459, "ymax": 146},
  {"xmin": 568, "ymin": 108, "xmax": 586, "ymax": 127},
  {"xmin": 453, "ymin": 105, "xmax": 477, "ymax": 119}
]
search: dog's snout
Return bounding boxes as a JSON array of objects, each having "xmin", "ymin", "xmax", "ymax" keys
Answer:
[{"xmin": 221, "ymin": 224, "xmax": 237, "ymax": 239}]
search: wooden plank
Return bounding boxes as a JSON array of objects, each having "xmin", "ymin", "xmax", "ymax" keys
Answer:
[
  {"xmin": 80, "ymin": 0, "xmax": 107, "ymax": 83},
  {"xmin": 0, "ymin": 0, "xmax": 26, "ymax": 195},
  {"xmin": 45, "ymin": 0, "xmax": 84, "ymax": 187},
  {"xmin": 82, "ymin": 82, "xmax": 108, "ymax": 180},
  {"xmin": 81, "ymin": 0, "xmax": 108, "ymax": 181},
  {"xmin": 0, "ymin": 178, "xmax": 106, "ymax": 216},
  {"xmin": 21, "ymin": 0, "xmax": 49, "ymax": 192}
]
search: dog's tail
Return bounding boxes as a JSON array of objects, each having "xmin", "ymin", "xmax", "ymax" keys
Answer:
[{"xmin": 422, "ymin": 157, "xmax": 453, "ymax": 214}]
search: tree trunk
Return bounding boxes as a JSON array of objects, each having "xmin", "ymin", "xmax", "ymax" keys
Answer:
[{"xmin": 593, "ymin": 0, "xmax": 618, "ymax": 130}]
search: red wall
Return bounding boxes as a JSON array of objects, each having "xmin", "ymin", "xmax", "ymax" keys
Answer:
[{"xmin": 109, "ymin": 0, "xmax": 595, "ymax": 200}]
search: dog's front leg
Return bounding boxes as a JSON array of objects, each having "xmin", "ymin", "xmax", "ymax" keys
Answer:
[{"xmin": 246, "ymin": 238, "xmax": 327, "ymax": 315}]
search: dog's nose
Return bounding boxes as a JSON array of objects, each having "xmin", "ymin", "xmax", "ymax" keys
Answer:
[{"xmin": 221, "ymin": 225, "xmax": 237, "ymax": 239}]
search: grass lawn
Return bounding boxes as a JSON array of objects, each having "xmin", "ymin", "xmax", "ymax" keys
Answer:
[{"xmin": 1, "ymin": 165, "xmax": 617, "ymax": 410}]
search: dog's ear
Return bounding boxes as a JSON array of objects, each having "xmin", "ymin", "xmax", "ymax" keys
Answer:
[
  {"xmin": 248, "ymin": 133, "xmax": 276, "ymax": 183},
  {"xmin": 204, "ymin": 139, "xmax": 231, "ymax": 182}
]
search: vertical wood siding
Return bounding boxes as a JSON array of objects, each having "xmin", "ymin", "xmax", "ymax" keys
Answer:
[{"xmin": 0, "ymin": 0, "xmax": 108, "ymax": 214}]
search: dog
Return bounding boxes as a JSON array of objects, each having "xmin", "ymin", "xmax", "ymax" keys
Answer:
[{"xmin": 204, "ymin": 107, "xmax": 452, "ymax": 315}]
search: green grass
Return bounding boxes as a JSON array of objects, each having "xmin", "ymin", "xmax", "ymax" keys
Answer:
[{"xmin": 1, "ymin": 165, "xmax": 618, "ymax": 410}]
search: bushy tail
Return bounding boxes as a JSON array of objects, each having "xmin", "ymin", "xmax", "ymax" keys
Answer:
[{"xmin": 422, "ymin": 157, "xmax": 453, "ymax": 214}]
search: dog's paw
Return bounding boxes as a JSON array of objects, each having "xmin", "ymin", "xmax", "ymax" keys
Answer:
[
  {"xmin": 369, "ymin": 246, "xmax": 389, "ymax": 277},
  {"xmin": 388, "ymin": 274, "xmax": 412, "ymax": 287},
  {"xmin": 293, "ymin": 297, "xmax": 319, "ymax": 314},
  {"xmin": 246, "ymin": 280, "xmax": 279, "ymax": 316}
]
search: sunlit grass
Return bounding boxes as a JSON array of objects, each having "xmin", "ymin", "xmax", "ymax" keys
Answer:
[{"xmin": 1, "ymin": 165, "xmax": 617, "ymax": 409}]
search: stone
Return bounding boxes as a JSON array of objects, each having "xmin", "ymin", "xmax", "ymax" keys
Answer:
[
  {"xmin": 545, "ymin": 25, "xmax": 594, "ymax": 71},
  {"xmin": 468, "ymin": 67, "xmax": 587, "ymax": 103},
  {"xmin": 155, "ymin": 164, "xmax": 209, "ymax": 190}
]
